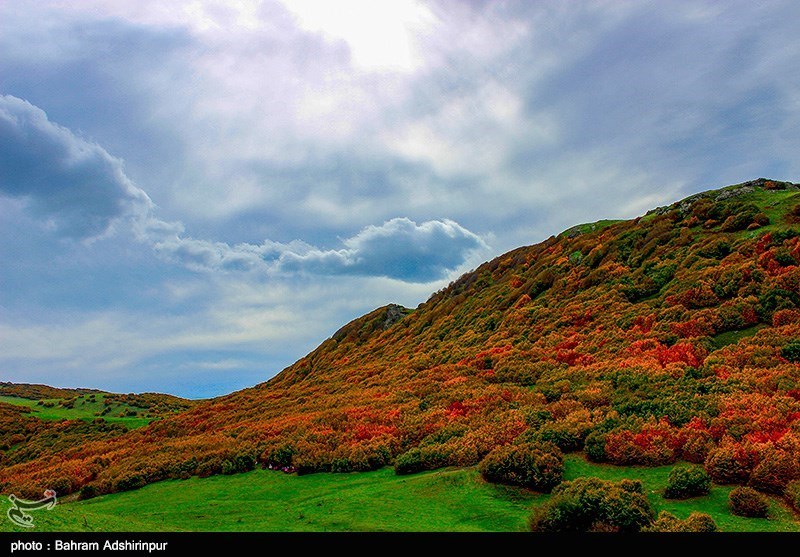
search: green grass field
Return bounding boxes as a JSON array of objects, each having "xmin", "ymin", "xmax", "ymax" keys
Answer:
[
  {"xmin": 740, "ymin": 187, "xmax": 800, "ymax": 236},
  {"xmin": 710, "ymin": 324, "xmax": 767, "ymax": 350},
  {"xmin": 1, "ymin": 467, "xmax": 542, "ymax": 532},
  {"xmin": 0, "ymin": 395, "xmax": 152, "ymax": 429},
  {"xmin": 4, "ymin": 454, "xmax": 798, "ymax": 532}
]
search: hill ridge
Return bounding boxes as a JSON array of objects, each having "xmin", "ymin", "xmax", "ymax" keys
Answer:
[{"xmin": 648, "ymin": 178, "xmax": 799, "ymax": 217}]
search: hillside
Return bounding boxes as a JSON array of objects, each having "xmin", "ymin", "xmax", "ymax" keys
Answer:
[{"xmin": 3, "ymin": 178, "xmax": 800, "ymax": 512}]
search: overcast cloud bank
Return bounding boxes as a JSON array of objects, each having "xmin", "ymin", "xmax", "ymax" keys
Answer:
[
  {"xmin": 1, "ymin": 0, "xmax": 798, "ymax": 396},
  {"xmin": 0, "ymin": 94, "xmax": 486, "ymax": 282}
]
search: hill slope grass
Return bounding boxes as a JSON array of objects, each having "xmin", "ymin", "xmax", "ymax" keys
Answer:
[
  {"xmin": 0, "ymin": 395, "xmax": 151, "ymax": 429},
  {"xmin": 0, "ymin": 387, "xmax": 196, "ymax": 431},
  {"xmin": 1, "ymin": 467, "xmax": 540, "ymax": 532},
  {"xmin": 5, "ymin": 455, "xmax": 797, "ymax": 532}
]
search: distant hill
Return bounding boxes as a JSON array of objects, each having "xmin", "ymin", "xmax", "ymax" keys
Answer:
[
  {"xmin": 3, "ymin": 178, "xmax": 800, "ymax": 505},
  {"xmin": 0, "ymin": 382, "xmax": 102, "ymax": 400},
  {"xmin": 0, "ymin": 384, "xmax": 196, "ymax": 489},
  {"xmin": 0, "ymin": 383, "xmax": 195, "ymax": 422}
]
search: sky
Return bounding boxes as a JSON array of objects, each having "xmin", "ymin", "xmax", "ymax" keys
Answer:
[{"xmin": 1, "ymin": 1, "xmax": 799, "ymax": 398}]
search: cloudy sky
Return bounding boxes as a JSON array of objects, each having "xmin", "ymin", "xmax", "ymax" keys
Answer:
[{"xmin": 1, "ymin": 1, "xmax": 798, "ymax": 398}]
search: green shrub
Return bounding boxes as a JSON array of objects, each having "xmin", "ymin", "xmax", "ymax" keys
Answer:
[
  {"xmin": 619, "ymin": 478, "xmax": 644, "ymax": 493},
  {"xmin": 197, "ymin": 458, "xmax": 222, "ymax": 478},
  {"xmin": 78, "ymin": 484, "xmax": 99, "ymax": 501},
  {"xmin": 584, "ymin": 430, "xmax": 607, "ymax": 462},
  {"xmin": 265, "ymin": 444, "xmax": 295, "ymax": 468},
  {"xmin": 774, "ymin": 248, "xmax": 797, "ymax": 267},
  {"xmin": 48, "ymin": 477, "xmax": 74, "ymax": 496},
  {"xmin": 221, "ymin": 454, "xmax": 255, "ymax": 475},
  {"xmin": 331, "ymin": 444, "xmax": 391, "ymax": 472},
  {"xmin": 479, "ymin": 442, "xmax": 563, "ymax": 492},
  {"xmin": 781, "ymin": 341, "xmax": 800, "ymax": 363},
  {"xmin": 395, "ymin": 448, "xmax": 424, "ymax": 475},
  {"xmin": 292, "ymin": 451, "xmax": 332, "ymax": 475},
  {"xmin": 330, "ymin": 458, "xmax": 351, "ymax": 473},
  {"xmin": 761, "ymin": 289, "xmax": 800, "ymax": 315},
  {"xmin": 172, "ymin": 457, "xmax": 198, "ymax": 479},
  {"xmin": 529, "ymin": 477, "xmax": 654, "ymax": 532},
  {"xmin": 394, "ymin": 446, "xmax": 450, "ymax": 475},
  {"xmin": 643, "ymin": 511, "xmax": 718, "ymax": 532},
  {"xmin": 697, "ymin": 241, "xmax": 731, "ymax": 259},
  {"xmin": 729, "ymin": 486, "xmax": 769, "ymax": 518},
  {"xmin": 720, "ymin": 203, "xmax": 760, "ymax": 232},
  {"xmin": 664, "ymin": 466, "xmax": 711, "ymax": 499},
  {"xmin": 538, "ymin": 422, "xmax": 587, "ymax": 452},
  {"xmin": 113, "ymin": 474, "xmax": 145, "ymax": 493}
]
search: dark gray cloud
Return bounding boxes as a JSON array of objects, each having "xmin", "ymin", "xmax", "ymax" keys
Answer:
[
  {"xmin": 0, "ymin": 95, "xmax": 152, "ymax": 238},
  {"xmin": 279, "ymin": 217, "xmax": 488, "ymax": 281},
  {"xmin": 0, "ymin": 13, "xmax": 197, "ymax": 197},
  {"xmin": 502, "ymin": 2, "xmax": 800, "ymax": 191}
]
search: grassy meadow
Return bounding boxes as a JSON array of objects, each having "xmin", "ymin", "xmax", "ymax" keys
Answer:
[
  {"xmin": 4, "ymin": 454, "xmax": 798, "ymax": 532},
  {"xmin": 1, "ymin": 394, "xmax": 155, "ymax": 429}
]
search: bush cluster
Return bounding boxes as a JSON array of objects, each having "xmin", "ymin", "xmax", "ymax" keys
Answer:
[
  {"xmin": 394, "ymin": 446, "xmax": 451, "ymax": 475},
  {"xmin": 478, "ymin": 442, "xmax": 563, "ymax": 492},
  {"xmin": 529, "ymin": 477, "xmax": 653, "ymax": 532},
  {"xmin": 644, "ymin": 511, "xmax": 718, "ymax": 532},
  {"xmin": 785, "ymin": 480, "xmax": 800, "ymax": 511},
  {"xmin": 729, "ymin": 486, "xmax": 769, "ymax": 518},
  {"xmin": 664, "ymin": 466, "xmax": 711, "ymax": 499}
]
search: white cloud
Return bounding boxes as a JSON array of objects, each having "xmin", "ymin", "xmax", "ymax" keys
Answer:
[
  {"xmin": 383, "ymin": 81, "xmax": 558, "ymax": 178},
  {"xmin": 150, "ymin": 234, "xmax": 272, "ymax": 273},
  {"xmin": 279, "ymin": 0, "xmax": 436, "ymax": 72},
  {"xmin": 188, "ymin": 359, "xmax": 251, "ymax": 371},
  {"xmin": 150, "ymin": 216, "xmax": 488, "ymax": 281}
]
